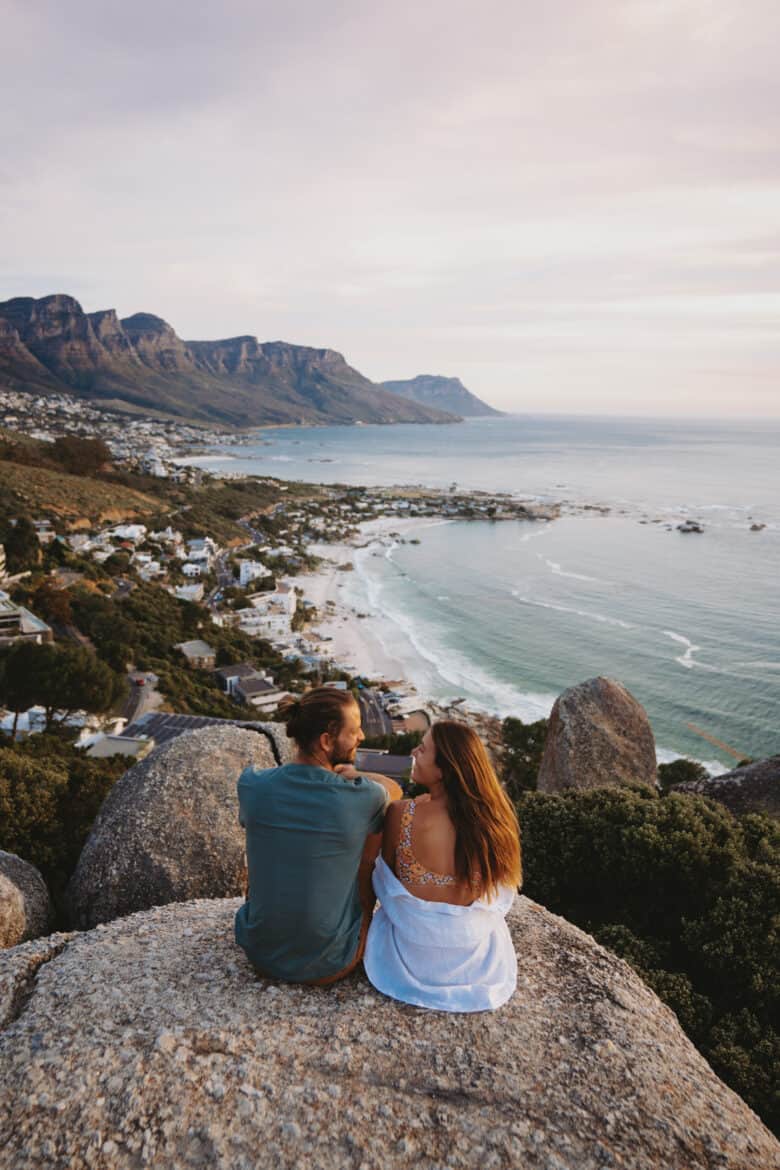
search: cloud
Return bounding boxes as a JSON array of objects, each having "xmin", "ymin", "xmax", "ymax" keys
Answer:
[{"xmin": 1, "ymin": 0, "xmax": 779, "ymax": 414}]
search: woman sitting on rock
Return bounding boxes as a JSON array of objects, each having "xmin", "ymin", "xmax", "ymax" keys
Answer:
[{"xmin": 364, "ymin": 720, "xmax": 521, "ymax": 1011}]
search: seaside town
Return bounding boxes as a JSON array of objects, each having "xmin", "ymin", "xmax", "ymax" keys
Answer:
[{"xmin": 0, "ymin": 393, "xmax": 557, "ymax": 769}]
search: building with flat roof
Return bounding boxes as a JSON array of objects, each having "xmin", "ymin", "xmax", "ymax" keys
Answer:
[
  {"xmin": 174, "ymin": 639, "xmax": 216, "ymax": 669},
  {"xmin": 0, "ymin": 595, "xmax": 53, "ymax": 646}
]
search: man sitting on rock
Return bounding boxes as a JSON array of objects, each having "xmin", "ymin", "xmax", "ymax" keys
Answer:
[{"xmin": 235, "ymin": 686, "xmax": 402, "ymax": 984}]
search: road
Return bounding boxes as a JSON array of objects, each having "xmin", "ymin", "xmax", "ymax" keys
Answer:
[{"xmin": 358, "ymin": 688, "xmax": 393, "ymax": 739}]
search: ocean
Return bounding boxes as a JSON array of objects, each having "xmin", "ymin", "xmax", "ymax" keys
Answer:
[{"xmin": 184, "ymin": 415, "xmax": 780, "ymax": 769}]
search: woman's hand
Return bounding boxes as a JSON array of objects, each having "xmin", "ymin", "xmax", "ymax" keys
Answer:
[{"xmin": 334, "ymin": 763, "xmax": 360, "ymax": 781}]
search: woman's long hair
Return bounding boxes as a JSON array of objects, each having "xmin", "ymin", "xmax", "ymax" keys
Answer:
[{"xmin": 431, "ymin": 720, "xmax": 522, "ymax": 899}]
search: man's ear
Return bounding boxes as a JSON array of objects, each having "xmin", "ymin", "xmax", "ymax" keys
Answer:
[{"xmin": 318, "ymin": 729, "xmax": 336, "ymax": 757}]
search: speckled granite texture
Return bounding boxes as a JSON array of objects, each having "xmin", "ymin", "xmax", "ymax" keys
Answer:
[{"xmin": 1, "ymin": 896, "xmax": 777, "ymax": 1170}]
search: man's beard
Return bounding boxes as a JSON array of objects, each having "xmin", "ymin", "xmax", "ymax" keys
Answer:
[{"xmin": 329, "ymin": 743, "xmax": 357, "ymax": 767}]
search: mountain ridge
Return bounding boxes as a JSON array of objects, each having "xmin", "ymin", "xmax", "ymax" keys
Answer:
[
  {"xmin": 380, "ymin": 373, "xmax": 501, "ymax": 417},
  {"xmin": 0, "ymin": 294, "xmax": 460, "ymax": 428}
]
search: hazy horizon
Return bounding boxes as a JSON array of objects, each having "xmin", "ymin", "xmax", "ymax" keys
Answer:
[{"xmin": 2, "ymin": 0, "xmax": 779, "ymax": 418}]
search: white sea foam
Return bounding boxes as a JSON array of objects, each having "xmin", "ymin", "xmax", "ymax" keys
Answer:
[
  {"xmin": 655, "ymin": 746, "xmax": 728, "ymax": 777},
  {"xmin": 511, "ymin": 593, "xmax": 633, "ymax": 629},
  {"xmin": 350, "ymin": 548, "xmax": 556, "ymax": 720},
  {"xmin": 538, "ymin": 555, "xmax": 599, "ymax": 583},
  {"xmin": 663, "ymin": 630, "xmax": 701, "ymax": 669}
]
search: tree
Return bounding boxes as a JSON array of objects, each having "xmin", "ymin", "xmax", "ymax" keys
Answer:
[
  {"xmin": 30, "ymin": 581, "xmax": 74, "ymax": 627},
  {"xmin": 51, "ymin": 436, "xmax": 111, "ymax": 477},
  {"xmin": 0, "ymin": 642, "xmax": 52, "ymax": 736},
  {"xmin": 3, "ymin": 516, "xmax": 41, "ymax": 573},
  {"xmin": 501, "ymin": 716, "xmax": 548, "ymax": 799},
  {"xmin": 0, "ymin": 642, "xmax": 126, "ymax": 731}
]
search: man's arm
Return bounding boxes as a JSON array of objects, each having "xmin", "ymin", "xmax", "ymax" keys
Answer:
[{"xmin": 334, "ymin": 764, "xmax": 403, "ymax": 804}]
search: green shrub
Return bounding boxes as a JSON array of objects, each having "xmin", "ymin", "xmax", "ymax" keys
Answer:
[{"xmin": 516, "ymin": 787, "xmax": 779, "ymax": 1133}]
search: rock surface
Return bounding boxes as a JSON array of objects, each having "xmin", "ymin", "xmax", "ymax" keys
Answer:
[
  {"xmin": 0, "ymin": 851, "xmax": 52, "ymax": 949},
  {"xmin": 1, "ymin": 897, "xmax": 777, "ymax": 1170},
  {"xmin": 66, "ymin": 724, "xmax": 284, "ymax": 930},
  {"xmin": 674, "ymin": 754, "xmax": 780, "ymax": 820},
  {"xmin": 537, "ymin": 676, "xmax": 658, "ymax": 794}
]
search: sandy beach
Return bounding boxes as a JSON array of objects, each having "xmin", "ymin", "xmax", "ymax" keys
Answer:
[{"xmin": 296, "ymin": 517, "xmax": 441, "ymax": 691}]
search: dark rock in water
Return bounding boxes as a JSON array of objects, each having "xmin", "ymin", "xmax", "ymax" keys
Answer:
[
  {"xmin": 673, "ymin": 754, "xmax": 780, "ymax": 820},
  {"xmin": 537, "ymin": 676, "xmax": 657, "ymax": 793},
  {"xmin": 750, "ymin": 523, "xmax": 766, "ymax": 532},
  {"xmin": 0, "ymin": 852, "xmax": 52, "ymax": 949},
  {"xmin": 1, "ymin": 897, "xmax": 777, "ymax": 1169},
  {"xmin": 677, "ymin": 520, "xmax": 704, "ymax": 533},
  {"xmin": 66, "ymin": 723, "xmax": 291, "ymax": 930}
]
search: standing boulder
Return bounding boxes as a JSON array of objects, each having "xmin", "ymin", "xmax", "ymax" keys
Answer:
[
  {"xmin": 0, "ymin": 852, "xmax": 52, "ymax": 949},
  {"xmin": 66, "ymin": 724, "xmax": 279, "ymax": 930},
  {"xmin": 673, "ymin": 754, "xmax": 780, "ymax": 820},
  {"xmin": 538, "ymin": 676, "xmax": 657, "ymax": 794}
]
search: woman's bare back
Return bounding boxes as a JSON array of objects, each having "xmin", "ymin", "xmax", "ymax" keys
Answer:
[{"xmin": 383, "ymin": 796, "xmax": 475, "ymax": 905}]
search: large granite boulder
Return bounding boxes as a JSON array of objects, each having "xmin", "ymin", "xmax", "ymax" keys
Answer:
[
  {"xmin": 673, "ymin": 754, "xmax": 780, "ymax": 820},
  {"xmin": 0, "ymin": 898, "xmax": 776, "ymax": 1170},
  {"xmin": 538, "ymin": 676, "xmax": 657, "ymax": 794},
  {"xmin": 67, "ymin": 724, "xmax": 281, "ymax": 930},
  {"xmin": 0, "ymin": 852, "xmax": 52, "ymax": 949}
]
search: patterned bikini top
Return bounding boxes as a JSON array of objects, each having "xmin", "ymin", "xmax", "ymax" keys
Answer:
[{"xmin": 395, "ymin": 799, "xmax": 457, "ymax": 888}]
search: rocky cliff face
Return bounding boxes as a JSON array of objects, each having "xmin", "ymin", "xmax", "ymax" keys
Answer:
[
  {"xmin": 0, "ymin": 294, "xmax": 459, "ymax": 427},
  {"xmin": 380, "ymin": 374, "xmax": 502, "ymax": 417},
  {"xmin": 1, "ymin": 897, "xmax": 777, "ymax": 1169}
]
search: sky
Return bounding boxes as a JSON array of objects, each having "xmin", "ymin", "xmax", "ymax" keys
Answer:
[{"xmin": 2, "ymin": 0, "xmax": 779, "ymax": 417}]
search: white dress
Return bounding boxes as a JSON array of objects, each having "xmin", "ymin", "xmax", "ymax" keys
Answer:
[{"xmin": 364, "ymin": 855, "xmax": 517, "ymax": 1012}]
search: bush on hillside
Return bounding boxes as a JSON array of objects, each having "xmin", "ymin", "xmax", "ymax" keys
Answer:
[
  {"xmin": 501, "ymin": 716, "xmax": 548, "ymax": 798},
  {"xmin": 516, "ymin": 786, "xmax": 779, "ymax": 1133},
  {"xmin": 0, "ymin": 736, "xmax": 125, "ymax": 918},
  {"xmin": 657, "ymin": 757, "xmax": 709, "ymax": 792}
]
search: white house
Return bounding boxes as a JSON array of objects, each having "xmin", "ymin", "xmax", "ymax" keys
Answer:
[
  {"xmin": 182, "ymin": 563, "xmax": 202, "ymax": 577},
  {"xmin": 239, "ymin": 560, "xmax": 267, "ymax": 588},
  {"xmin": 174, "ymin": 583, "xmax": 204, "ymax": 603},
  {"xmin": 111, "ymin": 524, "xmax": 147, "ymax": 543}
]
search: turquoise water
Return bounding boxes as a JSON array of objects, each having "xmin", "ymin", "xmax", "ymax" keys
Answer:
[{"xmin": 186, "ymin": 416, "xmax": 780, "ymax": 767}]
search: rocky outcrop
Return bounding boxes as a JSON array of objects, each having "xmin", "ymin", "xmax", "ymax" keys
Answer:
[
  {"xmin": 0, "ymin": 294, "xmax": 458, "ymax": 427},
  {"xmin": 0, "ymin": 852, "xmax": 52, "ymax": 949},
  {"xmin": 537, "ymin": 676, "xmax": 657, "ymax": 794},
  {"xmin": 674, "ymin": 754, "xmax": 780, "ymax": 820},
  {"xmin": 0, "ymin": 897, "xmax": 776, "ymax": 1170},
  {"xmin": 66, "ymin": 723, "xmax": 290, "ymax": 930},
  {"xmin": 380, "ymin": 373, "xmax": 501, "ymax": 417}
]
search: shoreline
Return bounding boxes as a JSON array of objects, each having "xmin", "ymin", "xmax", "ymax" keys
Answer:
[
  {"xmin": 298, "ymin": 517, "xmax": 442, "ymax": 700},
  {"xmin": 294, "ymin": 515, "xmax": 731, "ymax": 775}
]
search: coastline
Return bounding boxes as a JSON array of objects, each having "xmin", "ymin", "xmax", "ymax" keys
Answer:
[
  {"xmin": 298, "ymin": 517, "xmax": 442, "ymax": 697},
  {"xmin": 295, "ymin": 514, "xmax": 732, "ymax": 775}
]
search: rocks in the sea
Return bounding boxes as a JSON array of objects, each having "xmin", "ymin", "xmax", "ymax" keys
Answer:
[
  {"xmin": 750, "ymin": 522, "xmax": 766, "ymax": 532},
  {"xmin": 673, "ymin": 754, "xmax": 780, "ymax": 820},
  {"xmin": 67, "ymin": 724, "xmax": 286, "ymax": 930},
  {"xmin": 537, "ymin": 676, "xmax": 657, "ymax": 793},
  {"xmin": 0, "ymin": 852, "xmax": 52, "ymax": 950},
  {"xmin": 677, "ymin": 520, "xmax": 704, "ymax": 533},
  {"xmin": 1, "ymin": 898, "xmax": 777, "ymax": 1170}
]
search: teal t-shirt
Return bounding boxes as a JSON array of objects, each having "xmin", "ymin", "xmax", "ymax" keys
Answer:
[{"xmin": 234, "ymin": 763, "xmax": 388, "ymax": 982}]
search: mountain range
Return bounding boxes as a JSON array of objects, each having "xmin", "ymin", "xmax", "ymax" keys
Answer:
[
  {"xmin": 0, "ymin": 295, "xmax": 467, "ymax": 428},
  {"xmin": 380, "ymin": 374, "xmax": 501, "ymax": 417}
]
